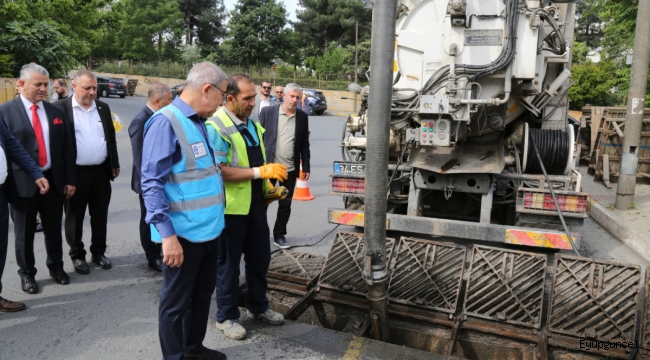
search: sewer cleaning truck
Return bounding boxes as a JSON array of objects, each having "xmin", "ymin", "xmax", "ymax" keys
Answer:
[{"xmin": 329, "ymin": 0, "xmax": 587, "ymax": 250}]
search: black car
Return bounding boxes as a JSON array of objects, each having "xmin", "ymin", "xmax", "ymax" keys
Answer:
[
  {"xmin": 97, "ymin": 77, "xmax": 127, "ymax": 98},
  {"xmin": 303, "ymin": 89, "xmax": 327, "ymax": 115},
  {"xmin": 171, "ymin": 83, "xmax": 186, "ymax": 99}
]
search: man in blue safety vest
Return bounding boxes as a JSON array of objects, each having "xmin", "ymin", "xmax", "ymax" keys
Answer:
[{"xmin": 141, "ymin": 62, "xmax": 228, "ymax": 360}]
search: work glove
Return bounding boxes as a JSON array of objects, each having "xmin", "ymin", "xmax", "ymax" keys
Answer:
[{"xmin": 258, "ymin": 163, "xmax": 288, "ymax": 182}]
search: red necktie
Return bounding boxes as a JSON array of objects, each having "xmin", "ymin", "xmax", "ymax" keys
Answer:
[{"xmin": 31, "ymin": 104, "xmax": 47, "ymax": 167}]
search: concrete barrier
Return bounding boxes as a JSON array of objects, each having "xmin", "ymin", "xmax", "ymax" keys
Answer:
[{"xmin": 1, "ymin": 73, "xmax": 363, "ymax": 117}]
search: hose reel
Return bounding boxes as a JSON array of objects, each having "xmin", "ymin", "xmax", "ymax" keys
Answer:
[{"xmin": 522, "ymin": 123, "xmax": 575, "ymax": 175}]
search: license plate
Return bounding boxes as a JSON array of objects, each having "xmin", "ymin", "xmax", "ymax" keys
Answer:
[
  {"xmin": 116, "ymin": 91, "xmax": 124, "ymax": 93},
  {"xmin": 334, "ymin": 162, "xmax": 365, "ymax": 175}
]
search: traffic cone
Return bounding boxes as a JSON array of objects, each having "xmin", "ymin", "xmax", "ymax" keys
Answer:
[{"xmin": 293, "ymin": 162, "xmax": 315, "ymax": 201}]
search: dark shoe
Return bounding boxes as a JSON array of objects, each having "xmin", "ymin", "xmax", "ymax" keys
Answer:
[
  {"xmin": 91, "ymin": 255, "xmax": 112, "ymax": 269},
  {"xmin": 148, "ymin": 258, "xmax": 163, "ymax": 272},
  {"xmin": 21, "ymin": 277, "xmax": 38, "ymax": 294},
  {"xmin": 49, "ymin": 269, "xmax": 70, "ymax": 285},
  {"xmin": 184, "ymin": 346, "xmax": 227, "ymax": 360},
  {"xmin": 273, "ymin": 235, "xmax": 290, "ymax": 249},
  {"xmin": 73, "ymin": 259, "xmax": 90, "ymax": 274},
  {"xmin": 0, "ymin": 299, "xmax": 27, "ymax": 312},
  {"xmin": 35, "ymin": 220, "xmax": 43, "ymax": 233}
]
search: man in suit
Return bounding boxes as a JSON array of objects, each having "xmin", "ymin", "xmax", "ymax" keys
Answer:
[
  {"xmin": 0, "ymin": 102, "xmax": 50, "ymax": 311},
  {"xmin": 0, "ymin": 64, "xmax": 76, "ymax": 294},
  {"xmin": 128, "ymin": 83, "xmax": 172, "ymax": 272},
  {"xmin": 251, "ymin": 81, "xmax": 278, "ymax": 122},
  {"xmin": 54, "ymin": 70, "xmax": 120, "ymax": 274},
  {"xmin": 259, "ymin": 83, "xmax": 311, "ymax": 249}
]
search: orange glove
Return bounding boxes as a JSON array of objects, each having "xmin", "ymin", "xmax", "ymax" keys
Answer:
[{"xmin": 258, "ymin": 163, "xmax": 288, "ymax": 182}]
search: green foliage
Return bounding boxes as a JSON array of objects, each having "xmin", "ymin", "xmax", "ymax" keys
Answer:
[
  {"xmin": 224, "ymin": 0, "xmax": 289, "ymax": 67},
  {"xmin": 118, "ymin": 0, "xmax": 184, "ymax": 62},
  {"xmin": 575, "ymin": 2, "xmax": 603, "ymax": 49},
  {"xmin": 294, "ymin": 0, "xmax": 371, "ymax": 57},
  {"xmin": 180, "ymin": 44, "xmax": 204, "ymax": 65},
  {"xmin": 569, "ymin": 59, "xmax": 618, "ymax": 109},
  {"xmin": 307, "ymin": 46, "xmax": 351, "ymax": 74},
  {"xmin": 0, "ymin": 55, "xmax": 14, "ymax": 78},
  {"xmin": 0, "ymin": 20, "xmax": 75, "ymax": 77},
  {"xmin": 194, "ymin": 0, "xmax": 229, "ymax": 56},
  {"xmin": 572, "ymin": 42, "xmax": 590, "ymax": 65}
]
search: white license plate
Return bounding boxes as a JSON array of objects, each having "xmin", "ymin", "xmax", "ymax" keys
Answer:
[{"xmin": 334, "ymin": 162, "xmax": 365, "ymax": 175}]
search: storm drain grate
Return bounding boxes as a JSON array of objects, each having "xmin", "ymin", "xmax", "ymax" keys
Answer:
[
  {"xmin": 267, "ymin": 250, "xmax": 326, "ymax": 285},
  {"xmin": 318, "ymin": 231, "xmax": 395, "ymax": 297},
  {"xmin": 463, "ymin": 245, "xmax": 546, "ymax": 328},
  {"xmin": 548, "ymin": 254, "xmax": 640, "ymax": 342},
  {"xmin": 388, "ymin": 237, "xmax": 466, "ymax": 313},
  {"xmin": 642, "ymin": 267, "xmax": 650, "ymax": 351}
]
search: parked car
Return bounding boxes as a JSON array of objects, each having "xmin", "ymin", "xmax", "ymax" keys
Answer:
[
  {"xmin": 171, "ymin": 83, "xmax": 186, "ymax": 99},
  {"xmin": 97, "ymin": 76, "xmax": 127, "ymax": 98},
  {"xmin": 303, "ymin": 89, "xmax": 327, "ymax": 115}
]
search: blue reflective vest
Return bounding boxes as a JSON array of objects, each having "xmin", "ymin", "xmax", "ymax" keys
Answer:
[{"xmin": 145, "ymin": 104, "xmax": 225, "ymax": 243}]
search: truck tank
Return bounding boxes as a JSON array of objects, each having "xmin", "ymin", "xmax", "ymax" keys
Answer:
[{"xmin": 330, "ymin": 0, "xmax": 588, "ymax": 250}]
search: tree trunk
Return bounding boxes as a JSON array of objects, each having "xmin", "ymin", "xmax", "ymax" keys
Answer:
[{"xmin": 158, "ymin": 33, "xmax": 163, "ymax": 63}]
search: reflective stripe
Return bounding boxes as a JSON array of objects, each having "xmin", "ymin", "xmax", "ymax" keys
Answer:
[
  {"xmin": 214, "ymin": 151, "xmax": 229, "ymax": 158},
  {"xmin": 161, "ymin": 108, "xmax": 197, "ymax": 171},
  {"xmin": 169, "ymin": 193, "xmax": 224, "ymax": 212},
  {"xmin": 219, "ymin": 124, "xmax": 239, "ymax": 136},
  {"xmin": 168, "ymin": 167, "xmax": 219, "ymax": 184}
]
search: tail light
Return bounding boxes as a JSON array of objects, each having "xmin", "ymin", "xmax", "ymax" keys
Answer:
[
  {"xmin": 108, "ymin": 83, "xmax": 114, "ymax": 88},
  {"xmin": 523, "ymin": 192, "xmax": 588, "ymax": 213},
  {"xmin": 331, "ymin": 177, "xmax": 365, "ymax": 194}
]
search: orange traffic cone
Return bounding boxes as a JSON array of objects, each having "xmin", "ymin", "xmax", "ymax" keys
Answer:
[{"xmin": 293, "ymin": 162, "xmax": 315, "ymax": 201}]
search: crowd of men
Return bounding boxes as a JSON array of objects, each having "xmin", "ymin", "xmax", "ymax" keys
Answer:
[{"xmin": 0, "ymin": 62, "xmax": 312, "ymax": 360}]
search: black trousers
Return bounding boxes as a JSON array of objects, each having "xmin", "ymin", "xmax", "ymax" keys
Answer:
[
  {"xmin": 65, "ymin": 164, "xmax": 112, "ymax": 260},
  {"xmin": 272, "ymin": 170, "xmax": 297, "ymax": 237},
  {"xmin": 139, "ymin": 194, "xmax": 161, "ymax": 261},
  {"xmin": 12, "ymin": 171, "xmax": 65, "ymax": 278},
  {"xmin": 159, "ymin": 236, "xmax": 219, "ymax": 360},
  {"xmin": 216, "ymin": 193, "xmax": 270, "ymax": 322},
  {"xmin": 0, "ymin": 190, "xmax": 9, "ymax": 298}
]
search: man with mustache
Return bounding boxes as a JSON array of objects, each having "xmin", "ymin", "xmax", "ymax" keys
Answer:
[
  {"xmin": 0, "ymin": 64, "xmax": 76, "ymax": 294},
  {"xmin": 206, "ymin": 74, "xmax": 288, "ymax": 340},
  {"xmin": 54, "ymin": 70, "xmax": 120, "ymax": 275}
]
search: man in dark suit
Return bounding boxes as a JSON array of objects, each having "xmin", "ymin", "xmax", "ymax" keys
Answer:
[
  {"xmin": 259, "ymin": 83, "xmax": 310, "ymax": 249},
  {"xmin": 54, "ymin": 70, "xmax": 120, "ymax": 274},
  {"xmin": 128, "ymin": 83, "xmax": 172, "ymax": 272},
  {"xmin": 0, "ymin": 64, "xmax": 76, "ymax": 294},
  {"xmin": 0, "ymin": 103, "xmax": 50, "ymax": 311}
]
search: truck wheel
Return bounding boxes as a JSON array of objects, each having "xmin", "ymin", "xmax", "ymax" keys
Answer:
[{"xmin": 120, "ymin": 94, "xmax": 126, "ymax": 98}]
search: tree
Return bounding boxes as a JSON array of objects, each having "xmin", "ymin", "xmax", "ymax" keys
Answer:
[
  {"xmin": 225, "ymin": 0, "xmax": 289, "ymax": 67},
  {"xmin": 0, "ymin": 20, "xmax": 75, "ymax": 77},
  {"xmin": 306, "ymin": 45, "xmax": 351, "ymax": 75},
  {"xmin": 294, "ymin": 0, "xmax": 371, "ymax": 57},
  {"xmin": 575, "ymin": 2, "xmax": 603, "ymax": 49},
  {"xmin": 569, "ymin": 59, "xmax": 617, "ymax": 109},
  {"xmin": 118, "ymin": 0, "xmax": 184, "ymax": 62},
  {"xmin": 194, "ymin": 0, "xmax": 229, "ymax": 56}
]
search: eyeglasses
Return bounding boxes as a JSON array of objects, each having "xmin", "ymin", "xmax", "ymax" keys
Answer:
[
  {"xmin": 275, "ymin": 91, "xmax": 283, "ymax": 94},
  {"xmin": 210, "ymin": 84, "xmax": 227, "ymax": 96},
  {"xmin": 262, "ymin": 86, "xmax": 271, "ymax": 90}
]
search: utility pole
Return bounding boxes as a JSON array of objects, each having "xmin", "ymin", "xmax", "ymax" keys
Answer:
[
  {"xmin": 364, "ymin": 0, "xmax": 396, "ymax": 343},
  {"xmin": 354, "ymin": 21, "xmax": 359, "ymax": 113},
  {"xmin": 615, "ymin": 0, "xmax": 650, "ymax": 210}
]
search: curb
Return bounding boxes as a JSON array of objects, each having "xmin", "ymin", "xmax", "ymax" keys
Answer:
[{"xmin": 589, "ymin": 200, "xmax": 650, "ymax": 261}]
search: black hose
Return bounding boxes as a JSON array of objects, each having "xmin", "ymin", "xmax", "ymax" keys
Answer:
[
  {"xmin": 526, "ymin": 129, "xmax": 570, "ymax": 175},
  {"xmin": 528, "ymin": 134, "xmax": 579, "ymax": 256}
]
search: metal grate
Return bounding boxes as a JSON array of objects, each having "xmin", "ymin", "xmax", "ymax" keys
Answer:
[
  {"xmin": 642, "ymin": 266, "xmax": 650, "ymax": 350},
  {"xmin": 388, "ymin": 237, "xmax": 466, "ymax": 314},
  {"xmin": 318, "ymin": 231, "xmax": 395, "ymax": 297},
  {"xmin": 463, "ymin": 245, "xmax": 546, "ymax": 328},
  {"xmin": 547, "ymin": 254, "xmax": 641, "ymax": 342},
  {"xmin": 267, "ymin": 250, "xmax": 326, "ymax": 284}
]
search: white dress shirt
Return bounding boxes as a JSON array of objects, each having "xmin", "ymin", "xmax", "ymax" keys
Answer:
[
  {"xmin": 72, "ymin": 96, "xmax": 108, "ymax": 165},
  {"xmin": 20, "ymin": 94, "xmax": 52, "ymax": 170},
  {"xmin": 0, "ymin": 146, "xmax": 7, "ymax": 185},
  {"xmin": 259, "ymin": 98, "xmax": 271, "ymax": 114}
]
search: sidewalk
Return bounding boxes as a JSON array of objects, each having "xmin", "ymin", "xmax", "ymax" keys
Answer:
[{"xmin": 580, "ymin": 166, "xmax": 650, "ymax": 260}]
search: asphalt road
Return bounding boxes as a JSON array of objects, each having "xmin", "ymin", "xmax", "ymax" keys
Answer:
[{"xmin": 0, "ymin": 95, "xmax": 645, "ymax": 359}]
